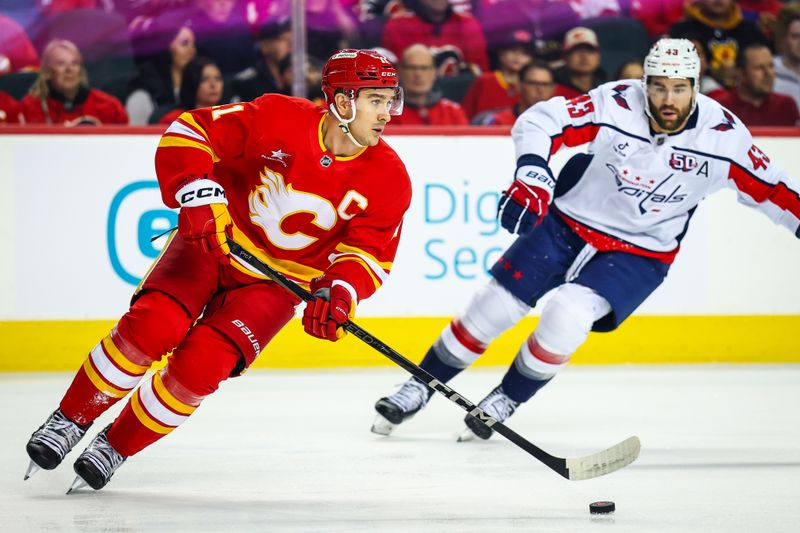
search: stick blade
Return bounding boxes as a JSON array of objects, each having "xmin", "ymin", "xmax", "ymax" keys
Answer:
[{"xmin": 565, "ymin": 436, "xmax": 641, "ymax": 481}]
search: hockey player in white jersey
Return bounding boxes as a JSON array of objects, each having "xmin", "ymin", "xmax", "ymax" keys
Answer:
[{"xmin": 372, "ymin": 38, "xmax": 800, "ymax": 439}]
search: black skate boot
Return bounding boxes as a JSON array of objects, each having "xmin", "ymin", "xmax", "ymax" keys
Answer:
[
  {"xmin": 372, "ymin": 378, "xmax": 433, "ymax": 435},
  {"xmin": 459, "ymin": 385, "xmax": 519, "ymax": 441},
  {"xmin": 25, "ymin": 408, "xmax": 92, "ymax": 479},
  {"xmin": 68, "ymin": 425, "xmax": 126, "ymax": 492}
]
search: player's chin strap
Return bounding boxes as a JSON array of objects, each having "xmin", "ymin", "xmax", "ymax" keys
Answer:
[{"xmin": 329, "ymin": 101, "xmax": 365, "ymax": 148}]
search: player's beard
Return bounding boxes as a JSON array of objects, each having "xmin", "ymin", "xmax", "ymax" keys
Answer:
[{"xmin": 648, "ymin": 99, "xmax": 692, "ymax": 132}]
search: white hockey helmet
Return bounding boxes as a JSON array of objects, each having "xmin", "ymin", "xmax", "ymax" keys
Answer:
[{"xmin": 643, "ymin": 38, "xmax": 701, "ymax": 118}]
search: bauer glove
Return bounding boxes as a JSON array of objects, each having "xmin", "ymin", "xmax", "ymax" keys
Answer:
[{"xmin": 498, "ymin": 163, "xmax": 555, "ymax": 235}]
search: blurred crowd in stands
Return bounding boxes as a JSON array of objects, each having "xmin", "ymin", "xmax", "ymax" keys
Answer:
[{"xmin": 1, "ymin": 0, "xmax": 800, "ymax": 128}]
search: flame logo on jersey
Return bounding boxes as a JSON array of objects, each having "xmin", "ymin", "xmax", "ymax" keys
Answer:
[{"xmin": 248, "ymin": 168, "xmax": 337, "ymax": 250}]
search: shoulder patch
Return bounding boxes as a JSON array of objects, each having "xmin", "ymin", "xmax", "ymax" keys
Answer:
[
  {"xmin": 612, "ymin": 84, "xmax": 631, "ymax": 110},
  {"xmin": 711, "ymin": 109, "xmax": 736, "ymax": 131}
]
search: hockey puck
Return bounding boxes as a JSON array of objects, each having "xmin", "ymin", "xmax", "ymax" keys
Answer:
[{"xmin": 589, "ymin": 501, "xmax": 615, "ymax": 514}]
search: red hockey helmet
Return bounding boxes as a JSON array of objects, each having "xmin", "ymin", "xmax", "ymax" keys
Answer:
[{"xmin": 322, "ymin": 49, "xmax": 403, "ymax": 115}]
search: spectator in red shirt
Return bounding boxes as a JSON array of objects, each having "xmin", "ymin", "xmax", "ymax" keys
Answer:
[
  {"xmin": 158, "ymin": 56, "xmax": 225, "ymax": 124},
  {"xmin": 630, "ymin": 0, "xmax": 685, "ymax": 39},
  {"xmin": 20, "ymin": 39, "xmax": 128, "ymax": 126},
  {"xmin": 552, "ymin": 26, "xmax": 606, "ymax": 100},
  {"xmin": 389, "ymin": 43, "xmax": 468, "ymax": 126},
  {"xmin": 0, "ymin": 91, "xmax": 23, "ymax": 124},
  {"xmin": 0, "ymin": 14, "xmax": 39, "ymax": 74},
  {"xmin": 382, "ymin": 0, "xmax": 489, "ymax": 74},
  {"xmin": 472, "ymin": 60, "xmax": 555, "ymax": 126},
  {"xmin": 709, "ymin": 42, "xmax": 800, "ymax": 126},
  {"xmin": 461, "ymin": 30, "xmax": 534, "ymax": 119}
]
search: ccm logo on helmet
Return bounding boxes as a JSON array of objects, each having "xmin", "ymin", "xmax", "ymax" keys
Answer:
[{"xmin": 179, "ymin": 186, "xmax": 226, "ymax": 204}]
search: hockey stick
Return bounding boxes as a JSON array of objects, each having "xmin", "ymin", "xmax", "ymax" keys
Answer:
[{"xmin": 227, "ymin": 240, "xmax": 640, "ymax": 481}]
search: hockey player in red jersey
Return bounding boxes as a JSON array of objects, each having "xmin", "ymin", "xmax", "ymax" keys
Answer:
[{"xmin": 24, "ymin": 49, "xmax": 412, "ymax": 492}]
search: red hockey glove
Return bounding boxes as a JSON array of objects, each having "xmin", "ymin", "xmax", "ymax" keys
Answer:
[
  {"xmin": 302, "ymin": 279, "xmax": 357, "ymax": 341},
  {"xmin": 175, "ymin": 178, "xmax": 232, "ymax": 265},
  {"xmin": 497, "ymin": 164, "xmax": 555, "ymax": 235}
]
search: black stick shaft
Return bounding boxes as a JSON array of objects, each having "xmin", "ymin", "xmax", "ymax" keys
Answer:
[{"xmin": 227, "ymin": 240, "xmax": 570, "ymax": 479}]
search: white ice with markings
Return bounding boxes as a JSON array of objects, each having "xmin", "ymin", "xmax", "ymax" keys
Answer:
[{"xmin": 2, "ymin": 365, "xmax": 799, "ymax": 532}]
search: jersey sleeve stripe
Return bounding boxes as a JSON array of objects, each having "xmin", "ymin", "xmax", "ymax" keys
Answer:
[
  {"xmin": 176, "ymin": 112, "xmax": 210, "ymax": 141},
  {"xmin": 334, "ymin": 243, "xmax": 393, "ymax": 270},
  {"xmin": 329, "ymin": 256, "xmax": 382, "ymax": 289},
  {"xmin": 728, "ymin": 164, "xmax": 800, "ymax": 215},
  {"xmin": 329, "ymin": 250, "xmax": 390, "ymax": 283},
  {"xmin": 165, "ymin": 120, "xmax": 208, "ymax": 143},
  {"xmin": 157, "ymin": 136, "xmax": 220, "ymax": 162},
  {"xmin": 550, "ymin": 123, "xmax": 601, "ymax": 154}
]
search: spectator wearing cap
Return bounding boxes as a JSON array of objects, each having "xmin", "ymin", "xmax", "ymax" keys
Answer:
[
  {"xmin": 709, "ymin": 42, "xmax": 800, "ymax": 126},
  {"xmin": 158, "ymin": 56, "xmax": 226, "ymax": 124},
  {"xmin": 126, "ymin": 26, "xmax": 197, "ymax": 125},
  {"xmin": 471, "ymin": 60, "xmax": 555, "ymax": 126},
  {"xmin": 773, "ymin": 6, "xmax": 800, "ymax": 110},
  {"xmin": 553, "ymin": 27, "xmax": 606, "ymax": 99},
  {"xmin": 0, "ymin": 91, "xmax": 23, "ymax": 124},
  {"xmin": 231, "ymin": 18, "xmax": 291, "ymax": 102},
  {"xmin": 20, "ymin": 39, "xmax": 128, "ymax": 126},
  {"xmin": 0, "ymin": 14, "xmax": 39, "ymax": 74},
  {"xmin": 382, "ymin": 0, "xmax": 489, "ymax": 74},
  {"xmin": 389, "ymin": 43, "xmax": 468, "ymax": 126},
  {"xmin": 669, "ymin": 0, "xmax": 768, "ymax": 89},
  {"xmin": 460, "ymin": 30, "xmax": 534, "ymax": 119}
]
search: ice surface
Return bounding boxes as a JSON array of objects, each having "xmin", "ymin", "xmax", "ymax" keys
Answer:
[{"xmin": 2, "ymin": 365, "xmax": 799, "ymax": 532}]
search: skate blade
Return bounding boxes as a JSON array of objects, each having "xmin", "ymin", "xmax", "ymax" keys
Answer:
[
  {"xmin": 24, "ymin": 461, "xmax": 41, "ymax": 480},
  {"xmin": 66, "ymin": 475, "xmax": 89, "ymax": 494},
  {"xmin": 457, "ymin": 427, "xmax": 477, "ymax": 442},
  {"xmin": 370, "ymin": 414, "xmax": 396, "ymax": 436}
]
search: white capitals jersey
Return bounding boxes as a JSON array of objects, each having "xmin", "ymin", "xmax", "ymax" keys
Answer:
[{"xmin": 513, "ymin": 80, "xmax": 800, "ymax": 260}]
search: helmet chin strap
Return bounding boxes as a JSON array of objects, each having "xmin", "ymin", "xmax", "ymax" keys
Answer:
[{"xmin": 329, "ymin": 100, "xmax": 364, "ymax": 148}]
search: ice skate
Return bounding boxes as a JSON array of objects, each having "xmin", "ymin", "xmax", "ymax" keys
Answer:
[
  {"xmin": 25, "ymin": 408, "xmax": 91, "ymax": 479},
  {"xmin": 372, "ymin": 378, "xmax": 433, "ymax": 435},
  {"xmin": 68, "ymin": 425, "xmax": 126, "ymax": 492},
  {"xmin": 459, "ymin": 385, "xmax": 519, "ymax": 441}
]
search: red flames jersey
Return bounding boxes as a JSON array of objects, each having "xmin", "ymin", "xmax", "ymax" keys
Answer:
[{"xmin": 155, "ymin": 94, "xmax": 412, "ymax": 302}]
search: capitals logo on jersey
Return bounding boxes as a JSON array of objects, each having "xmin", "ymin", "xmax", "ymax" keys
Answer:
[
  {"xmin": 607, "ymin": 163, "xmax": 687, "ymax": 214},
  {"xmin": 712, "ymin": 109, "xmax": 736, "ymax": 131},
  {"xmin": 611, "ymin": 84, "xmax": 632, "ymax": 110}
]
